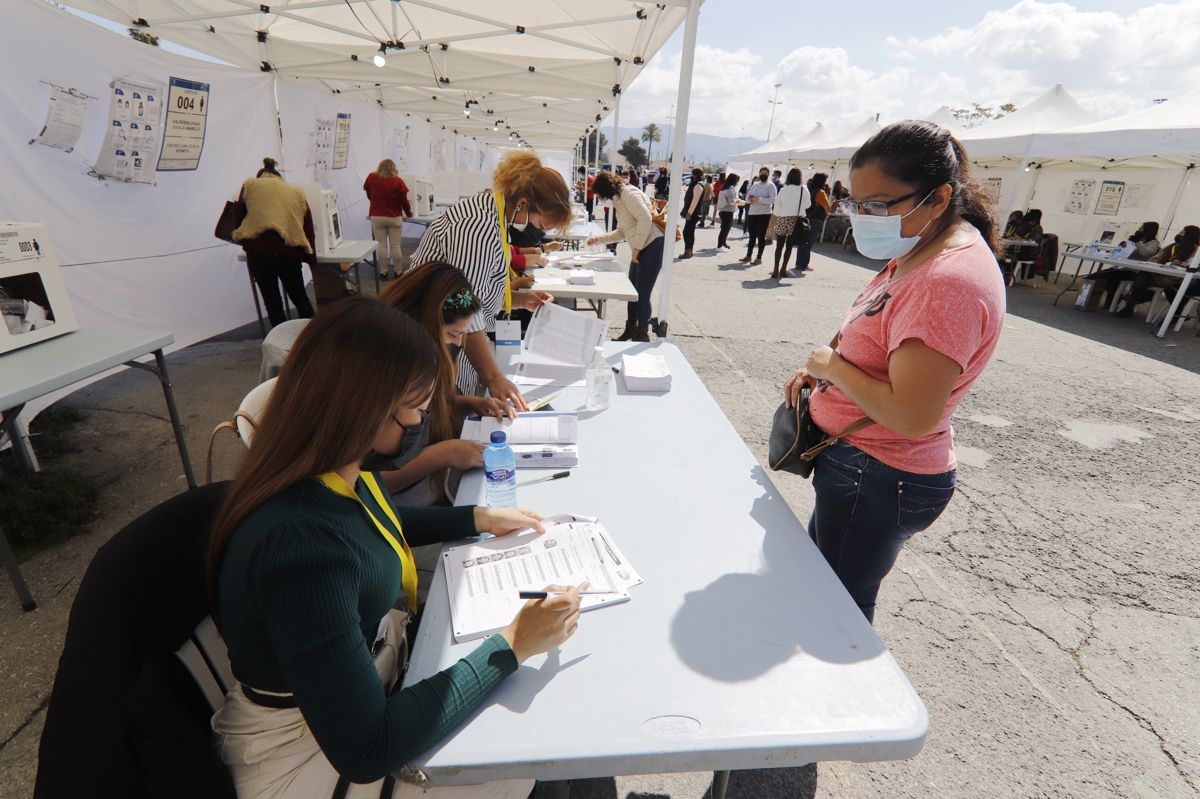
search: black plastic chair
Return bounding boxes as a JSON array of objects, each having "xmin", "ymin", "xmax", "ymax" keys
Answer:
[{"xmin": 35, "ymin": 482, "xmax": 235, "ymax": 799}]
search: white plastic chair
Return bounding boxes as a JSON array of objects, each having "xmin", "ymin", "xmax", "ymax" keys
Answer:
[{"xmin": 204, "ymin": 378, "xmax": 277, "ymax": 482}]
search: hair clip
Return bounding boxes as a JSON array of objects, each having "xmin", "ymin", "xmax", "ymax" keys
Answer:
[{"xmin": 443, "ymin": 289, "xmax": 475, "ymax": 310}]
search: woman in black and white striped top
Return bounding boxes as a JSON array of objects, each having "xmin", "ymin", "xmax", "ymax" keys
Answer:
[{"xmin": 411, "ymin": 152, "xmax": 572, "ymax": 408}]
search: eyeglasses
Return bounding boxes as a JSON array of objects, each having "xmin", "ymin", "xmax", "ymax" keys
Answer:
[
  {"xmin": 391, "ymin": 408, "xmax": 430, "ymax": 430},
  {"xmin": 841, "ymin": 190, "xmax": 922, "ymax": 217}
]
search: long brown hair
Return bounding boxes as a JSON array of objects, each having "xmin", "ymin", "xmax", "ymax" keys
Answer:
[
  {"xmin": 380, "ymin": 262, "xmax": 480, "ymax": 444},
  {"xmin": 207, "ymin": 297, "xmax": 440, "ymax": 606},
  {"xmin": 492, "ymin": 151, "xmax": 572, "ymax": 231}
]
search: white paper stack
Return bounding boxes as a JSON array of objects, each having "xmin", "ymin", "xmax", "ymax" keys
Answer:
[
  {"xmin": 567, "ymin": 269, "xmax": 595, "ymax": 285},
  {"xmin": 620, "ymin": 353, "xmax": 672, "ymax": 392}
]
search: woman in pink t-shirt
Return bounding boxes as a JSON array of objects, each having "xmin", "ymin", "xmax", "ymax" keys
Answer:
[{"xmin": 783, "ymin": 121, "xmax": 1006, "ymax": 623}]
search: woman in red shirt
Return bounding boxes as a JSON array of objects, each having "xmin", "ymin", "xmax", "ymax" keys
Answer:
[
  {"xmin": 783, "ymin": 121, "xmax": 1005, "ymax": 623},
  {"xmin": 363, "ymin": 159, "xmax": 413, "ymax": 279}
]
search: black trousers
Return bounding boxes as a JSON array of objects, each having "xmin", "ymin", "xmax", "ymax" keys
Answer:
[
  {"xmin": 745, "ymin": 215, "xmax": 771, "ymax": 259},
  {"xmin": 682, "ymin": 214, "xmax": 700, "ymax": 251},
  {"xmin": 717, "ymin": 211, "xmax": 734, "ymax": 248},
  {"xmin": 247, "ymin": 250, "xmax": 314, "ymax": 327}
]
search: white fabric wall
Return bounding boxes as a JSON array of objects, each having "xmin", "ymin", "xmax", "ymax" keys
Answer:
[
  {"xmin": 0, "ymin": 0, "xmax": 278, "ymax": 349},
  {"xmin": 1025, "ymin": 166, "xmax": 1190, "ymax": 246}
]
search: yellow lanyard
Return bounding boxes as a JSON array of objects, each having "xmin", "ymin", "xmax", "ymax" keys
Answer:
[
  {"xmin": 318, "ymin": 471, "xmax": 418, "ymax": 611},
  {"xmin": 494, "ymin": 191, "xmax": 515, "ymax": 316}
]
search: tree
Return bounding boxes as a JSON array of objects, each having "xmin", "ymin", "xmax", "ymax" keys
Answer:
[
  {"xmin": 641, "ymin": 123, "xmax": 662, "ymax": 162},
  {"xmin": 618, "ymin": 137, "xmax": 649, "ymax": 169},
  {"xmin": 582, "ymin": 130, "xmax": 608, "ymax": 162},
  {"xmin": 952, "ymin": 101, "xmax": 1018, "ymax": 128}
]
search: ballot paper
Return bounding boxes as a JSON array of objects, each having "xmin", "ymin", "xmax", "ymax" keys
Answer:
[
  {"xmin": 443, "ymin": 515, "xmax": 641, "ymax": 643},
  {"xmin": 508, "ymin": 361, "xmax": 587, "ymax": 388},
  {"xmin": 522, "ymin": 302, "xmax": 606, "ymax": 367},
  {"xmin": 461, "ymin": 411, "xmax": 578, "ymax": 444},
  {"xmin": 620, "ymin": 353, "xmax": 672, "ymax": 392}
]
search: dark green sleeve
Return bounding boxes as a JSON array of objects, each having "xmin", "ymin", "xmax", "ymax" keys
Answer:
[
  {"xmin": 396, "ymin": 504, "xmax": 478, "ymax": 547},
  {"xmin": 254, "ymin": 523, "xmax": 517, "ymax": 784}
]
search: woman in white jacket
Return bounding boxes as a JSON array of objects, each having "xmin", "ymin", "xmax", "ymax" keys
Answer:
[
  {"xmin": 587, "ymin": 171, "xmax": 666, "ymax": 341},
  {"xmin": 771, "ymin": 168, "xmax": 811, "ymax": 279}
]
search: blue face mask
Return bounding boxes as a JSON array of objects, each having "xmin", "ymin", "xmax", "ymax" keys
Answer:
[{"xmin": 849, "ymin": 190, "xmax": 937, "ymax": 260}]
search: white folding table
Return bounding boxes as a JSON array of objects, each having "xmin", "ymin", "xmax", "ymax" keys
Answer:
[
  {"xmin": 1052, "ymin": 253, "xmax": 1198, "ymax": 337},
  {"xmin": 530, "ymin": 265, "xmax": 638, "ymax": 319},
  {"xmin": 0, "ymin": 328, "xmax": 195, "ymax": 611},
  {"xmin": 404, "ymin": 342, "xmax": 928, "ymax": 795}
]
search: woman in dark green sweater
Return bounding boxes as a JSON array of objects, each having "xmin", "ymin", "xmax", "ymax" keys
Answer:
[{"xmin": 209, "ymin": 297, "xmax": 582, "ymax": 798}]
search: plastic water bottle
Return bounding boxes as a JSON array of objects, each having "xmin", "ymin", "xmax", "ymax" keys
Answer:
[
  {"xmin": 483, "ymin": 431, "xmax": 517, "ymax": 507},
  {"xmin": 585, "ymin": 346, "xmax": 611, "ymax": 410}
]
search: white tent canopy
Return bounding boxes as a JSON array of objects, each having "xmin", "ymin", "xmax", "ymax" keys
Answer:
[
  {"xmin": 64, "ymin": 0, "xmax": 686, "ymax": 148},
  {"xmin": 788, "ymin": 116, "xmax": 881, "ymax": 162},
  {"xmin": 923, "ymin": 106, "xmax": 966, "ymax": 137},
  {"xmin": 959, "ymin": 83, "xmax": 1098, "ymax": 161},
  {"xmin": 731, "ymin": 132, "xmax": 796, "ymax": 160}
]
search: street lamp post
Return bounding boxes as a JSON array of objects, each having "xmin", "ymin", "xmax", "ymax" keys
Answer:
[{"xmin": 766, "ymin": 82, "xmax": 782, "ymax": 141}]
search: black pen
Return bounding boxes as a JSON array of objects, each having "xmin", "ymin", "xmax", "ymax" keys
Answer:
[
  {"xmin": 515, "ymin": 470, "xmax": 570, "ymax": 488},
  {"xmin": 518, "ymin": 589, "xmax": 617, "ymax": 599}
]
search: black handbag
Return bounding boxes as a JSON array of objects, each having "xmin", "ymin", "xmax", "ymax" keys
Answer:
[
  {"xmin": 214, "ymin": 199, "xmax": 246, "ymax": 243},
  {"xmin": 768, "ymin": 334, "xmax": 873, "ymax": 478}
]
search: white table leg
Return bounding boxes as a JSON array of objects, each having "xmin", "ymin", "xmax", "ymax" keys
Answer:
[{"xmin": 1155, "ymin": 272, "xmax": 1196, "ymax": 338}]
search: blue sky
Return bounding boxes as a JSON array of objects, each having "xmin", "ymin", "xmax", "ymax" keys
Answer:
[{"xmin": 618, "ymin": 0, "xmax": 1200, "ymax": 140}]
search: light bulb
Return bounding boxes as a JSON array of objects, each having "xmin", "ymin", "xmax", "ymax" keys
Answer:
[
  {"xmin": 373, "ymin": 52, "xmax": 386, "ymax": 68},
  {"xmin": 464, "ymin": 107, "xmax": 471, "ymax": 116}
]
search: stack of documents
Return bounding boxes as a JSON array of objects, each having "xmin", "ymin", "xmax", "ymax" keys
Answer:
[
  {"xmin": 620, "ymin": 353, "xmax": 672, "ymax": 392},
  {"xmin": 461, "ymin": 411, "xmax": 579, "ymax": 468},
  {"xmin": 506, "ymin": 303, "xmax": 606, "ymax": 388},
  {"xmin": 442, "ymin": 514, "xmax": 642, "ymax": 643},
  {"xmin": 567, "ymin": 269, "xmax": 595, "ymax": 285}
]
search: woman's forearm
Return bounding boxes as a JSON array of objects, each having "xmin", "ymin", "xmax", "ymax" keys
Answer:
[
  {"xmin": 464, "ymin": 331, "xmax": 502, "ymax": 383},
  {"xmin": 380, "ymin": 447, "xmax": 447, "ymax": 492}
]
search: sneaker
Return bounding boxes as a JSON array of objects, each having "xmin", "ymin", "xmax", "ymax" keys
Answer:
[
  {"xmin": 751, "ymin": 258, "xmax": 763, "ymax": 266},
  {"xmin": 719, "ymin": 245, "xmax": 731, "ymax": 251},
  {"xmin": 738, "ymin": 256, "xmax": 751, "ymax": 263}
]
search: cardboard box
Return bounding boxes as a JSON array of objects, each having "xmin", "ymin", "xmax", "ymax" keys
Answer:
[{"xmin": 0, "ymin": 222, "xmax": 78, "ymax": 354}]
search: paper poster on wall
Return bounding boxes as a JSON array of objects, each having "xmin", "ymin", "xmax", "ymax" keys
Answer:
[
  {"xmin": 157, "ymin": 77, "xmax": 210, "ymax": 171},
  {"xmin": 1065, "ymin": 178, "xmax": 1096, "ymax": 215},
  {"xmin": 392, "ymin": 125, "xmax": 411, "ymax": 171},
  {"xmin": 433, "ymin": 130, "xmax": 449, "ymax": 172},
  {"xmin": 477, "ymin": 148, "xmax": 487, "ymax": 173},
  {"xmin": 1122, "ymin": 183, "xmax": 1153, "ymax": 210},
  {"xmin": 333, "ymin": 112, "xmax": 351, "ymax": 169},
  {"xmin": 33, "ymin": 85, "xmax": 89, "ymax": 153},
  {"xmin": 1094, "ymin": 180, "xmax": 1125, "ymax": 216},
  {"xmin": 93, "ymin": 78, "xmax": 163, "ymax": 183},
  {"xmin": 309, "ymin": 118, "xmax": 333, "ymax": 181},
  {"xmin": 457, "ymin": 141, "xmax": 472, "ymax": 171},
  {"xmin": 983, "ymin": 177, "xmax": 1002, "ymax": 209}
]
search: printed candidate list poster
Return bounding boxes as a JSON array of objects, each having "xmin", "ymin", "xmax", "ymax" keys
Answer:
[
  {"xmin": 94, "ymin": 78, "xmax": 162, "ymax": 183},
  {"xmin": 34, "ymin": 86, "xmax": 88, "ymax": 153},
  {"xmin": 158, "ymin": 77, "xmax": 210, "ymax": 171},
  {"xmin": 333, "ymin": 113, "xmax": 351, "ymax": 169}
]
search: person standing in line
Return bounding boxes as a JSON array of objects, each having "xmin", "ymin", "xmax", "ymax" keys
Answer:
[
  {"xmin": 233, "ymin": 157, "xmax": 316, "ymax": 328},
  {"xmin": 783, "ymin": 120, "xmax": 1005, "ymax": 623},
  {"xmin": 771, "ymin": 169, "xmax": 784, "ymax": 191},
  {"xmin": 771, "ymin": 168, "xmax": 810, "ymax": 279},
  {"xmin": 586, "ymin": 170, "xmax": 666, "ymax": 342},
  {"xmin": 737, "ymin": 179, "xmax": 750, "ymax": 229},
  {"xmin": 715, "ymin": 173, "xmax": 740, "ymax": 251},
  {"xmin": 363, "ymin": 158, "xmax": 413, "ymax": 280},
  {"xmin": 739, "ymin": 167, "xmax": 776, "ymax": 265},
  {"xmin": 697, "ymin": 175, "xmax": 714, "ymax": 229},
  {"xmin": 654, "ymin": 167, "xmax": 671, "ymax": 203},
  {"xmin": 576, "ymin": 166, "xmax": 596, "ymax": 222},
  {"xmin": 410, "ymin": 151, "xmax": 569, "ymax": 405},
  {"xmin": 679, "ymin": 168, "xmax": 706, "ymax": 260},
  {"xmin": 711, "ymin": 172, "xmax": 726, "ymax": 226}
]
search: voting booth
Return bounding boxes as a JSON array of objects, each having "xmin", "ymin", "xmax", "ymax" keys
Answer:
[
  {"xmin": 0, "ymin": 222, "xmax": 78, "ymax": 355},
  {"xmin": 297, "ymin": 184, "xmax": 343, "ymax": 255}
]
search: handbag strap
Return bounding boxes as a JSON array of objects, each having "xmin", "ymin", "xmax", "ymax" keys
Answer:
[{"xmin": 801, "ymin": 330, "xmax": 874, "ymax": 460}]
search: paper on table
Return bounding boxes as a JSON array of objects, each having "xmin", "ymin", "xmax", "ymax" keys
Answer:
[
  {"xmin": 523, "ymin": 303, "xmax": 606, "ymax": 367},
  {"xmin": 461, "ymin": 411, "xmax": 578, "ymax": 444},
  {"xmin": 442, "ymin": 515, "xmax": 634, "ymax": 642},
  {"xmin": 508, "ymin": 361, "xmax": 586, "ymax": 387},
  {"xmin": 533, "ymin": 276, "xmax": 567, "ymax": 286}
]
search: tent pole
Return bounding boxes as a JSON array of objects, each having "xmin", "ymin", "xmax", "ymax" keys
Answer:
[
  {"xmin": 612, "ymin": 95, "xmax": 621, "ymax": 173},
  {"xmin": 594, "ymin": 128, "xmax": 601, "ymax": 172},
  {"xmin": 654, "ymin": 0, "xmax": 702, "ymax": 337},
  {"xmin": 1162, "ymin": 164, "xmax": 1194, "ymax": 236},
  {"xmin": 1003, "ymin": 138, "xmax": 1036, "ymax": 223},
  {"xmin": 271, "ymin": 74, "xmax": 286, "ymax": 171}
]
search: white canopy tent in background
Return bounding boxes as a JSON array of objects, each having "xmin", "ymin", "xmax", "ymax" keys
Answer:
[
  {"xmin": 786, "ymin": 116, "xmax": 882, "ymax": 186},
  {"xmin": 923, "ymin": 106, "xmax": 966, "ymax": 137}
]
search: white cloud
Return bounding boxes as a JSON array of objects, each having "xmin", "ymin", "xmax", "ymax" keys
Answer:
[{"xmin": 618, "ymin": 1, "xmax": 1200, "ymax": 147}]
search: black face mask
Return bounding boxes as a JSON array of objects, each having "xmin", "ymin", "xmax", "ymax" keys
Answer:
[
  {"xmin": 759, "ymin": 175, "xmax": 770, "ymax": 183},
  {"xmin": 370, "ymin": 413, "xmax": 431, "ymax": 465},
  {"xmin": 508, "ymin": 223, "xmax": 545, "ymax": 248}
]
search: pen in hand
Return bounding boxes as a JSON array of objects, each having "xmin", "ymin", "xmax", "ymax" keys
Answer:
[{"xmin": 518, "ymin": 589, "xmax": 618, "ymax": 599}]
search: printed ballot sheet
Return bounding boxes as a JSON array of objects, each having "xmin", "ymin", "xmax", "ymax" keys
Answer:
[
  {"xmin": 508, "ymin": 361, "xmax": 586, "ymax": 388},
  {"xmin": 443, "ymin": 516, "xmax": 641, "ymax": 643},
  {"xmin": 461, "ymin": 411, "xmax": 577, "ymax": 444},
  {"xmin": 522, "ymin": 303, "xmax": 606, "ymax": 367}
]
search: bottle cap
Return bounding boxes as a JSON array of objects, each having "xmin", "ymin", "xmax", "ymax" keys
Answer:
[{"xmin": 490, "ymin": 431, "xmax": 507, "ymax": 444}]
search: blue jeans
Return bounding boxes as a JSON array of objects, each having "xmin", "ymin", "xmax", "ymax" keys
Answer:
[
  {"xmin": 809, "ymin": 441, "xmax": 956, "ymax": 623},
  {"xmin": 627, "ymin": 236, "xmax": 665, "ymax": 325}
]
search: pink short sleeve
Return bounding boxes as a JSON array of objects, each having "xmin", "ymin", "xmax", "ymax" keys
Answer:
[{"xmin": 885, "ymin": 271, "xmax": 989, "ymax": 372}]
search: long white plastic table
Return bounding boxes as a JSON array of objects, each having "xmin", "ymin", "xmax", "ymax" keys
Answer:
[
  {"xmin": 531, "ymin": 266, "xmax": 637, "ymax": 319},
  {"xmin": 404, "ymin": 341, "xmax": 928, "ymax": 794},
  {"xmin": 0, "ymin": 328, "xmax": 195, "ymax": 611},
  {"xmin": 1052, "ymin": 253, "xmax": 1198, "ymax": 337}
]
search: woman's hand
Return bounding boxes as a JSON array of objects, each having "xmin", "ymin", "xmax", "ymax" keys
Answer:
[
  {"xmin": 805, "ymin": 345, "xmax": 840, "ymax": 382},
  {"xmin": 435, "ymin": 440, "xmax": 486, "ymax": 470},
  {"xmin": 473, "ymin": 395, "xmax": 517, "ymax": 421},
  {"xmin": 486, "ymin": 377, "xmax": 528, "ymax": 412},
  {"xmin": 630, "ymin": 248, "xmax": 640, "ymax": 264},
  {"xmin": 525, "ymin": 252, "xmax": 548, "ymax": 268},
  {"xmin": 544, "ymin": 241, "xmax": 565, "ymax": 252},
  {"xmin": 512, "ymin": 275, "xmax": 536, "ymax": 290},
  {"xmin": 784, "ymin": 368, "xmax": 813, "ymax": 408},
  {"xmin": 514, "ymin": 290, "xmax": 554, "ymax": 311},
  {"xmin": 500, "ymin": 583, "xmax": 586, "ymax": 663},
  {"xmin": 585, "ymin": 236, "xmax": 599, "ymax": 246},
  {"xmin": 474, "ymin": 506, "xmax": 545, "ymax": 536}
]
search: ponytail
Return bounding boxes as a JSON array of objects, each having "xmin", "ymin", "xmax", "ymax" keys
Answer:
[{"xmin": 851, "ymin": 120, "xmax": 998, "ymax": 254}]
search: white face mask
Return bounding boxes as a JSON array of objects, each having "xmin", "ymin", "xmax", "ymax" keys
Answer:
[
  {"xmin": 509, "ymin": 204, "xmax": 529, "ymax": 233},
  {"xmin": 849, "ymin": 190, "xmax": 937, "ymax": 260}
]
